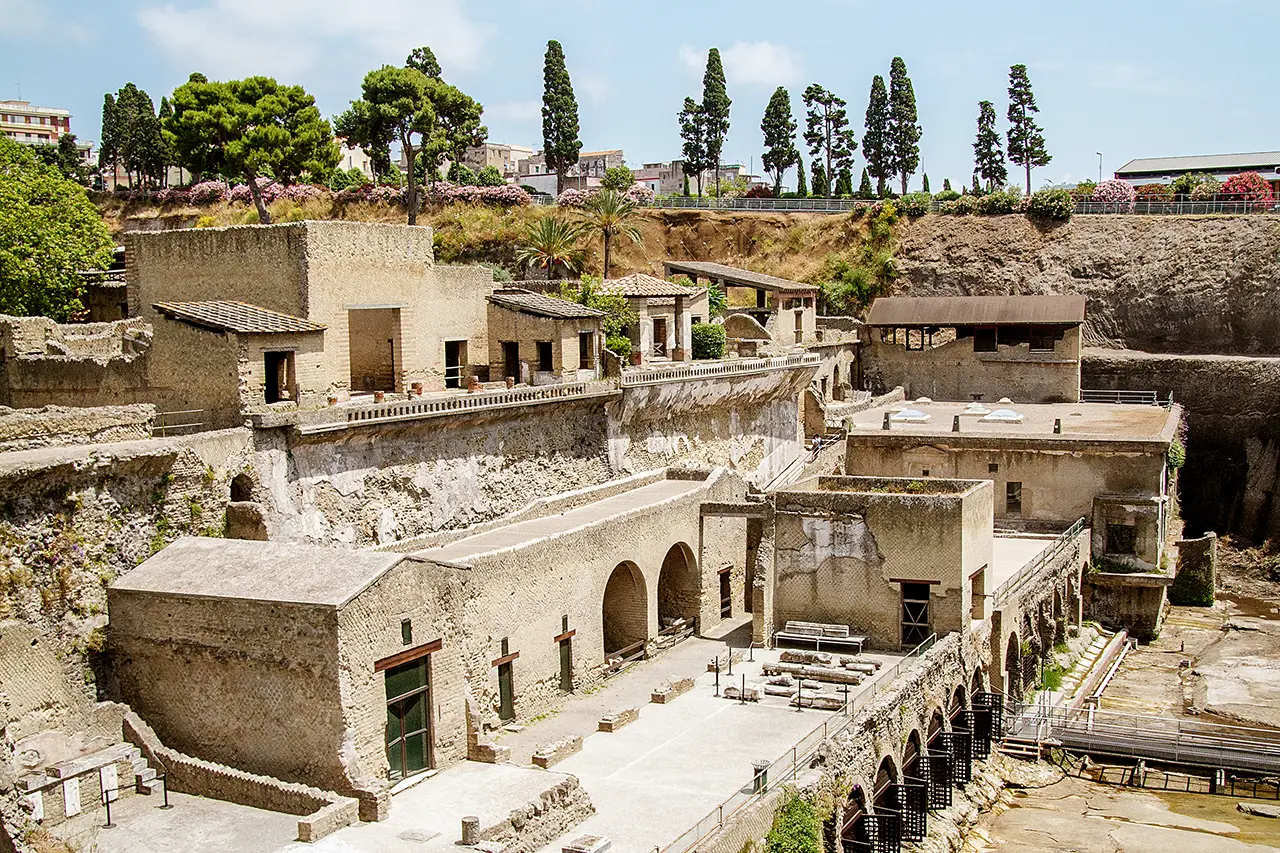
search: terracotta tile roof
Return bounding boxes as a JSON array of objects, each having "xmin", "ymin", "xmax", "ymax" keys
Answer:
[
  {"xmin": 153, "ymin": 300, "xmax": 327, "ymax": 334},
  {"xmin": 865, "ymin": 295, "xmax": 1086, "ymax": 327},
  {"xmin": 488, "ymin": 288, "xmax": 605, "ymax": 319},
  {"xmin": 662, "ymin": 261, "xmax": 817, "ymax": 293},
  {"xmin": 599, "ymin": 273, "xmax": 701, "ymax": 298}
]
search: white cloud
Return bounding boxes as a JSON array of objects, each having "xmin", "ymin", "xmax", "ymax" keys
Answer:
[
  {"xmin": 679, "ymin": 42, "xmax": 801, "ymax": 90},
  {"xmin": 136, "ymin": 0, "xmax": 490, "ymax": 80},
  {"xmin": 485, "ymin": 100, "xmax": 540, "ymax": 123},
  {"xmin": 576, "ymin": 75, "xmax": 611, "ymax": 104}
]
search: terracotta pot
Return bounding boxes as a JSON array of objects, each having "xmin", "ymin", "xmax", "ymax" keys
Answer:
[
  {"xmin": 327, "ymin": 396, "xmax": 339, "ymax": 407},
  {"xmin": 373, "ymin": 391, "xmax": 385, "ymax": 403},
  {"xmin": 411, "ymin": 382, "xmax": 424, "ymax": 396}
]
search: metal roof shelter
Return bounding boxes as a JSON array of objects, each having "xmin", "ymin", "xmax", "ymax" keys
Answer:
[
  {"xmin": 865, "ymin": 296, "xmax": 1086, "ymax": 328},
  {"xmin": 153, "ymin": 300, "xmax": 327, "ymax": 334},
  {"xmin": 1116, "ymin": 151, "xmax": 1280, "ymax": 177},
  {"xmin": 488, "ymin": 288, "xmax": 606, "ymax": 319},
  {"xmin": 662, "ymin": 261, "xmax": 817, "ymax": 294}
]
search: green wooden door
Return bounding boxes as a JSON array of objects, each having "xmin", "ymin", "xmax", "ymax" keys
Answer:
[
  {"xmin": 498, "ymin": 661, "xmax": 515, "ymax": 721},
  {"xmin": 559, "ymin": 638, "xmax": 573, "ymax": 693},
  {"xmin": 385, "ymin": 657, "xmax": 431, "ymax": 779}
]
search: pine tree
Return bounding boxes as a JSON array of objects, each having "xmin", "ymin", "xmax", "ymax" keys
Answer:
[
  {"xmin": 541, "ymin": 40, "xmax": 582, "ymax": 194},
  {"xmin": 857, "ymin": 167, "xmax": 873, "ymax": 198},
  {"xmin": 973, "ymin": 100, "xmax": 1007, "ymax": 191},
  {"xmin": 942, "ymin": 177, "xmax": 952, "ymax": 192},
  {"xmin": 678, "ymin": 97, "xmax": 707, "ymax": 197},
  {"xmin": 834, "ymin": 168, "xmax": 853, "ymax": 196},
  {"xmin": 700, "ymin": 48, "xmax": 732, "ymax": 197},
  {"xmin": 1006, "ymin": 64, "xmax": 1050, "ymax": 195},
  {"xmin": 887, "ymin": 57, "xmax": 921, "ymax": 195},
  {"xmin": 922, "ymin": 173, "xmax": 930, "ymax": 193},
  {"xmin": 406, "ymin": 46, "xmax": 442, "ymax": 79},
  {"xmin": 802, "ymin": 84, "xmax": 856, "ymax": 199},
  {"xmin": 862, "ymin": 75, "xmax": 890, "ymax": 199},
  {"xmin": 810, "ymin": 161, "xmax": 828, "ymax": 198},
  {"xmin": 760, "ymin": 86, "xmax": 798, "ymax": 197},
  {"xmin": 796, "ymin": 155, "xmax": 808, "ymax": 197}
]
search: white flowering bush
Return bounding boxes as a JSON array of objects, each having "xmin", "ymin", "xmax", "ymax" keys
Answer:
[
  {"xmin": 1091, "ymin": 179, "xmax": 1136, "ymax": 211},
  {"xmin": 188, "ymin": 181, "xmax": 228, "ymax": 203},
  {"xmin": 556, "ymin": 188, "xmax": 591, "ymax": 207},
  {"xmin": 624, "ymin": 184, "xmax": 655, "ymax": 205}
]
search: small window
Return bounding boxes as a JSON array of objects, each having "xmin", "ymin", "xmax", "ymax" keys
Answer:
[
  {"xmin": 921, "ymin": 469, "xmax": 930, "ymax": 477},
  {"xmin": 578, "ymin": 331, "xmax": 593, "ymax": 369},
  {"xmin": 537, "ymin": 341, "xmax": 553, "ymax": 372},
  {"xmin": 906, "ymin": 328, "xmax": 925, "ymax": 351},
  {"xmin": 1006, "ymin": 482, "xmax": 1023, "ymax": 514},
  {"xmin": 1030, "ymin": 328, "xmax": 1056, "ymax": 352},
  {"xmin": 988, "ymin": 462, "xmax": 999, "ymax": 473},
  {"xmin": 1107, "ymin": 523, "xmax": 1137, "ymax": 555},
  {"xmin": 691, "ymin": 315, "xmax": 702, "ymax": 325},
  {"xmin": 973, "ymin": 327, "xmax": 998, "ymax": 352}
]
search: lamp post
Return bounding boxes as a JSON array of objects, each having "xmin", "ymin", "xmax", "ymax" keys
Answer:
[{"xmin": 1096, "ymin": 152, "xmax": 1103, "ymax": 184}]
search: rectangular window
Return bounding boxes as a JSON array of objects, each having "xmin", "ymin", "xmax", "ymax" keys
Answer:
[
  {"xmin": 578, "ymin": 331, "xmax": 593, "ymax": 369},
  {"xmin": 263, "ymin": 351, "xmax": 294, "ymax": 403},
  {"xmin": 988, "ymin": 462, "xmax": 999, "ymax": 473},
  {"xmin": 1107, "ymin": 523, "xmax": 1137, "ymax": 555},
  {"xmin": 537, "ymin": 341, "xmax": 553, "ymax": 372},
  {"xmin": 969, "ymin": 567, "xmax": 987, "ymax": 621},
  {"xmin": 1030, "ymin": 327, "xmax": 1056, "ymax": 352},
  {"xmin": 973, "ymin": 327, "xmax": 998, "ymax": 352},
  {"xmin": 1005, "ymin": 482, "xmax": 1023, "ymax": 515}
]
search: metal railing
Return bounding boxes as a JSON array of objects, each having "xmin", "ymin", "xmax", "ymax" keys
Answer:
[
  {"xmin": 1079, "ymin": 389, "xmax": 1171, "ymax": 406},
  {"xmin": 300, "ymin": 381, "xmax": 618, "ymax": 433},
  {"xmin": 1076, "ymin": 197, "xmax": 1279, "ymax": 216},
  {"xmin": 657, "ymin": 633, "xmax": 938, "ymax": 853},
  {"xmin": 152, "ymin": 409, "xmax": 204, "ymax": 437},
  {"xmin": 620, "ymin": 353, "xmax": 819, "ymax": 387},
  {"xmin": 652, "ymin": 197, "xmax": 863, "ymax": 213},
  {"xmin": 992, "ymin": 519, "xmax": 1086, "ymax": 604}
]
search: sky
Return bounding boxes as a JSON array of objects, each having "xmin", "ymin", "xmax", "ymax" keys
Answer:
[{"xmin": 4, "ymin": 0, "xmax": 1278, "ymax": 191}]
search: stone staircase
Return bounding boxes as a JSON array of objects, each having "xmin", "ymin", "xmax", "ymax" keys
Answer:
[
  {"xmin": 1057, "ymin": 633, "xmax": 1110, "ymax": 699},
  {"xmin": 16, "ymin": 741, "xmax": 163, "ymax": 829}
]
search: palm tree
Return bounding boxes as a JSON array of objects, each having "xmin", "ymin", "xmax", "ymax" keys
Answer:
[
  {"xmin": 578, "ymin": 190, "xmax": 643, "ymax": 279},
  {"xmin": 515, "ymin": 216, "xmax": 586, "ymax": 280}
]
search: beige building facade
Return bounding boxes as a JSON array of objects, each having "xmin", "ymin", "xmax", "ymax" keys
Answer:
[{"xmin": 486, "ymin": 289, "xmax": 605, "ymax": 384}]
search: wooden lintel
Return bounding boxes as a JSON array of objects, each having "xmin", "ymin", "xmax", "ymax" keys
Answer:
[
  {"xmin": 491, "ymin": 651, "xmax": 520, "ymax": 668},
  {"xmin": 374, "ymin": 638, "xmax": 442, "ymax": 672},
  {"xmin": 553, "ymin": 630, "xmax": 576, "ymax": 643}
]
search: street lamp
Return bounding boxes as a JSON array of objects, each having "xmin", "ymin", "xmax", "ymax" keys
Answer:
[{"xmin": 1096, "ymin": 152, "xmax": 1103, "ymax": 184}]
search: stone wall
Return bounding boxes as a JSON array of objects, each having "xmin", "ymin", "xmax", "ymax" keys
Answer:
[
  {"xmin": 0, "ymin": 405, "xmax": 155, "ymax": 451},
  {"xmin": 1171, "ymin": 532, "xmax": 1216, "ymax": 606},
  {"xmin": 1083, "ymin": 572, "xmax": 1171, "ymax": 640}
]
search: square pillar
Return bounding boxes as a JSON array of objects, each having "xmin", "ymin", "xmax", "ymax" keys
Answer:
[{"xmin": 674, "ymin": 295, "xmax": 691, "ymax": 361}]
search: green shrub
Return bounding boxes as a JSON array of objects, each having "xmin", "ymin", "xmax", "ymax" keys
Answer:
[
  {"xmin": 1167, "ymin": 439, "xmax": 1186, "ymax": 470},
  {"xmin": 1190, "ymin": 178, "xmax": 1222, "ymax": 200},
  {"xmin": 1171, "ymin": 172, "xmax": 1215, "ymax": 197},
  {"xmin": 765, "ymin": 793, "xmax": 822, "ymax": 853},
  {"xmin": 975, "ymin": 188, "xmax": 1020, "ymax": 214},
  {"xmin": 605, "ymin": 334, "xmax": 632, "ymax": 358},
  {"xmin": 933, "ymin": 189, "xmax": 961, "ymax": 202},
  {"xmin": 1026, "ymin": 188, "xmax": 1073, "ymax": 220},
  {"xmin": 898, "ymin": 192, "xmax": 932, "ymax": 217},
  {"xmin": 1070, "ymin": 180, "xmax": 1097, "ymax": 203},
  {"xmin": 1135, "ymin": 183, "xmax": 1173, "ymax": 202},
  {"xmin": 476, "ymin": 166, "xmax": 505, "ymax": 187},
  {"xmin": 691, "ymin": 323, "xmax": 726, "ymax": 359}
]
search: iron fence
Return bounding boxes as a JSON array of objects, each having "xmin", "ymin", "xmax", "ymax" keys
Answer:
[
  {"xmin": 151, "ymin": 409, "xmax": 204, "ymax": 437},
  {"xmin": 1079, "ymin": 389, "xmax": 1169, "ymax": 406},
  {"xmin": 656, "ymin": 633, "xmax": 938, "ymax": 853}
]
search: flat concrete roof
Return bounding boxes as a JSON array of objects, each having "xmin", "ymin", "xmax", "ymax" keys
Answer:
[
  {"xmin": 846, "ymin": 400, "xmax": 1180, "ymax": 445},
  {"xmin": 419, "ymin": 477, "xmax": 707, "ymax": 564},
  {"xmin": 111, "ymin": 537, "xmax": 407, "ymax": 607},
  {"xmin": 991, "ymin": 535, "xmax": 1055, "ymax": 590}
]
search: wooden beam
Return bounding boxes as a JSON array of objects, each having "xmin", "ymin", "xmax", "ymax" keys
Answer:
[
  {"xmin": 491, "ymin": 651, "xmax": 520, "ymax": 668},
  {"xmin": 374, "ymin": 638, "xmax": 442, "ymax": 672}
]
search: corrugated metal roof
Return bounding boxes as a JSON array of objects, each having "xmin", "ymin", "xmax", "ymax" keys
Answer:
[
  {"xmin": 663, "ymin": 261, "xmax": 818, "ymax": 293},
  {"xmin": 153, "ymin": 300, "xmax": 327, "ymax": 334},
  {"xmin": 865, "ymin": 295, "xmax": 1086, "ymax": 327},
  {"xmin": 1115, "ymin": 151, "xmax": 1280, "ymax": 175},
  {"xmin": 599, "ymin": 273, "xmax": 701, "ymax": 298},
  {"xmin": 488, "ymin": 288, "xmax": 606, "ymax": 319}
]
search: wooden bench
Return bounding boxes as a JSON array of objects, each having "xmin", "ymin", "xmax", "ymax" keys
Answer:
[{"xmin": 773, "ymin": 621, "xmax": 867, "ymax": 654}]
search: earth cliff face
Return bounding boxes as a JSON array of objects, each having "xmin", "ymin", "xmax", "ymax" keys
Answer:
[{"xmin": 895, "ymin": 214, "xmax": 1280, "ymax": 356}]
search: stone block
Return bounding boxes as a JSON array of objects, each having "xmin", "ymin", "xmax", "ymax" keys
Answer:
[
  {"xmin": 723, "ymin": 686, "xmax": 761, "ymax": 702},
  {"xmin": 469, "ymin": 739, "xmax": 511, "ymax": 764},
  {"xmin": 597, "ymin": 708, "xmax": 639, "ymax": 733},
  {"xmin": 780, "ymin": 650, "xmax": 832, "ymax": 666},
  {"xmin": 296, "ymin": 798, "xmax": 359, "ymax": 842},
  {"xmin": 564, "ymin": 834, "xmax": 612, "ymax": 853},
  {"xmin": 532, "ymin": 736, "xmax": 583, "ymax": 769},
  {"xmin": 651, "ymin": 678, "xmax": 695, "ymax": 704},
  {"xmin": 763, "ymin": 684, "xmax": 797, "ymax": 697}
]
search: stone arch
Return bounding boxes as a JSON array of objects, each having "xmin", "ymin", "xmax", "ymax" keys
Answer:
[
  {"xmin": 1037, "ymin": 602, "xmax": 1054, "ymax": 665},
  {"xmin": 1004, "ymin": 632, "xmax": 1022, "ymax": 699},
  {"xmin": 230, "ymin": 472, "xmax": 254, "ymax": 502},
  {"xmin": 1068, "ymin": 574, "xmax": 1081, "ymax": 625},
  {"xmin": 949, "ymin": 684, "xmax": 968, "ymax": 721},
  {"xmin": 926, "ymin": 707, "xmax": 946, "ymax": 752},
  {"xmin": 839, "ymin": 783, "xmax": 870, "ymax": 850},
  {"xmin": 872, "ymin": 755, "xmax": 899, "ymax": 810},
  {"xmin": 602, "ymin": 561, "xmax": 648, "ymax": 657},
  {"xmin": 1052, "ymin": 586, "xmax": 1066, "ymax": 646},
  {"xmin": 903, "ymin": 729, "xmax": 925, "ymax": 780},
  {"xmin": 656, "ymin": 542, "xmax": 700, "ymax": 631},
  {"xmin": 971, "ymin": 666, "xmax": 987, "ymax": 696}
]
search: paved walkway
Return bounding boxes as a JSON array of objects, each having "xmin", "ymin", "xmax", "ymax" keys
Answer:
[{"xmin": 990, "ymin": 535, "xmax": 1054, "ymax": 589}]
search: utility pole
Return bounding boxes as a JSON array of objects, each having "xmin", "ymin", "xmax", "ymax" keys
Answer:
[{"xmin": 1096, "ymin": 152, "xmax": 1103, "ymax": 184}]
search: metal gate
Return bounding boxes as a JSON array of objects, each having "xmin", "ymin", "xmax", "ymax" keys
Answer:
[
  {"xmin": 926, "ymin": 753, "xmax": 952, "ymax": 809},
  {"xmin": 971, "ymin": 707, "xmax": 994, "ymax": 759},
  {"xmin": 975, "ymin": 692, "xmax": 1005, "ymax": 738},
  {"xmin": 893, "ymin": 781, "xmax": 928, "ymax": 840},
  {"xmin": 942, "ymin": 730, "xmax": 973, "ymax": 786},
  {"xmin": 861, "ymin": 812, "xmax": 902, "ymax": 853}
]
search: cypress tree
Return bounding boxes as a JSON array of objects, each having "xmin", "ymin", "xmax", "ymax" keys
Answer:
[
  {"xmin": 541, "ymin": 40, "xmax": 582, "ymax": 194},
  {"xmin": 700, "ymin": 48, "xmax": 732, "ymax": 197},
  {"xmin": 972, "ymin": 172, "xmax": 982, "ymax": 195},
  {"xmin": 887, "ymin": 56, "xmax": 921, "ymax": 195},
  {"xmin": 857, "ymin": 167, "xmax": 873, "ymax": 198},
  {"xmin": 760, "ymin": 86, "xmax": 798, "ymax": 197},
  {"xmin": 810, "ymin": 161, "xmax": 828, "ymax": 198},
  {"xmin": 862, "ymin": 75, "xmax": 890, "ymax": 200},
  {"xmin": 973, "ymin": 99, "xmax": 1008, "ymax": 191},
  {"xmin": 1006, "ymin": 64, "xmax": 1050, "ymax": 194},
  {"xmin": 922, "ymin": 173, "xmax": 930, "ymax": 193},
  {"xmin": 99, "ymin": 94, "xmax": 119, "ymax": 189},
  {"xmin": 796, "ymin": 155, "xmax": 808, "ymax": 197},
  {"xmin": 942, "ymin": 177, "xmax": 952, "ymax": 192},
  {"xmin": 834, "ymin": 167, "xmax": 853, "ymax": 196},
  {"xmin": 683, "ymin": 172, "xmax": 690, "ymax": 197}
]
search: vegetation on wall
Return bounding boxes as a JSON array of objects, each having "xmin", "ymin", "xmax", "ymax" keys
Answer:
[
  {"xmin": 817, "ymin": 202, "xmax": 898, "ymax": 315},
  {"xmin": 765, "ymin": 792, "xmax": 822, "ymax": 853}
]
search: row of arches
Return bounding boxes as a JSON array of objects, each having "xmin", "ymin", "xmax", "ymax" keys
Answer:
[
  {"xmin": 601, "ymin": 542, "xmax": 700, "ymax": 657},
  {"xmin": 1002, "ymin": 575, "xmax": 1080, "ymax": 697}
]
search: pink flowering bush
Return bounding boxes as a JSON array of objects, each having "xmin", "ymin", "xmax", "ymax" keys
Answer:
[
  {"xmin": 1091, "ymin": 179, "xmax": 1136, "ymax": 211},
  {"xmin": 281, "ymin": 184, "xmax": 327, "ymax": 203},
  {"xmin": 624, "ymin": 184, "xmax": 655, "ymax": 205},
  {"xmin": 153, "ymin": 187, "xmax": 192, "ymax": 205},
  {"xmin": 188, "ymin": 180, "xmax": 228, "ymax": 203},
  {"xmin": 1221, "ymin": 172, "xmax": 1274, "ymax": 210},
  {"xmin": 229, "ymin": 180, "xmax": 285, "ymax": 204},
  {"xmin": 556, "ymin": 188, "xmax": 591, "ymax": 207}
]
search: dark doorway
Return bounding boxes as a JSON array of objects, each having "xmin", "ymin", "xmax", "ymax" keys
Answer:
[
  {"xmin": 653, "ymin": 318, "xmax": 668, "ymax": 357},
  {"xmin": 559, "ymin": 638, "xmax": 573, "ymax": 692},
  {"xmin": 445, "ymin": 340, "xmax": 466, "ymax": 389},
  {"xmin": 901, "ymin": 582, "xmax": 931, "ymax": 646},
  {"xmin": 719, "ymin": 568, "xmax": 731, "ymax": 618},
  {"xmin": 578, "ymin": 331, "xmax": 593, "ymax": 369},
  {"xmin": 498, "ymin": 660, "xmax": 514, "ymax": 721},
  {"xmin": 384, "ymin": 656, "xmax": 431, "ymax": 780},
  {"xmin": 537, "ymin": 340, "xmax": 553, "ymax": 372},
  {"xmin": 745, "ymin": 518, "xmax": 762, "ymax": 613},
  {"xmin": 501, "ymin": 341, "xmax": 520, "ymax": 381},
  {"xmin": 263, "ymin": 351, "xmax": 293, "ymax": 403}
]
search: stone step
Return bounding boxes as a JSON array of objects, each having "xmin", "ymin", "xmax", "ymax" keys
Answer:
[
  {"xmin": 136, "ymin": 778, "xmax": 161, "ymax": 795},
  {"xmin": 135, "ymin": 767, "xmax": 157, "ymax": 784}
]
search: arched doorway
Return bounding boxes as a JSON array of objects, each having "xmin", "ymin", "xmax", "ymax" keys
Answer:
[
  {"xmin": 971, "ymin": 667, "xmax": 986, "ymax": 696},
  {"xmin": 1004, "ymin": 632, "xmax": 1022, "ymax": 699},
  {"xmin": 656, "ymin": 542, "xmax": 699, "ymax": 631},
  {"xmin": 602, "ymin": 562, "xmax": 648, "ymax": 657},
  {"xmin": 903, "ymin": 730, "xmax": 924, "ymax": 780},
  {"xmin": 873, "ymin": 756, "xmax": 898, "ymax": 811},
  {"xmin": 230, "ymin": 472, "xmax": 253, "ymax": 502},
  {"xmin": 839, "ymin": 784, "xmax": 869, "ymax": 851},
  {"xmin": 949, "ymin": 685, "xmax": 968, "ymax": 720}
]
